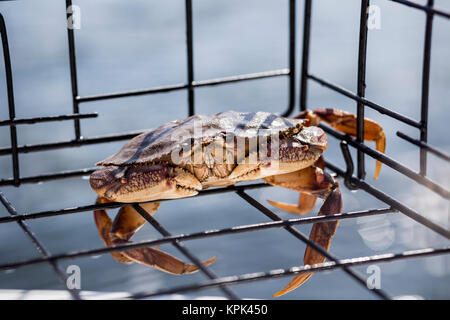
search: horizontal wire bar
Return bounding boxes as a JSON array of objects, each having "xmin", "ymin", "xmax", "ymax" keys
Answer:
[
  {"xmin": 0, "ymin": 208, "xmax": 395, "ymax": 270},
  {"xmin": 127, "ymin": 246, "xmax": 450, "ymax": 299},
  {"xmin": 0, "ymin": 113, "xmax": 97, "ymax": 126},
  {"xmin": 397, "ymin": 131, "xmax": 450, "ymax": 162},
  {"xmin": 308, "ymin": 74, "xmax": 422, "ymax": 128},
  {"xmin": 0, "ymin": 198, "xmax": 122, "ymax": 224},
  {"xmin": 237, "ymin": 190, "xmax": 390, "ymax": 300},
  {"xmin": 320, "ymin": 123, "xmax": 450, "ymax": 199},
  {"xmin": 325, "ymin": 161, "xmax": 450, "ymax": 239},
  {"xmin": 0, "ymin": 129, "xmax": 145, "ymax": 157},
  {"xmin": 0, "ymin": 192, "xmax": 81, "ymax": 300},
  {"xmin": 193, "ymin": 69, "xmax": 290, "ymax": 87},
  {"xmin": 0, "ymin": 182, "xmax": 270, "ymax": 223},
  {"xmin": 77, "ymin": 83, "xmax": 186, "ymax": 103},
  {"xmin": 0, "ymin": 167, "xmax": 96, "ymax": 186},
  {"xmin": 388, "ymin": 0, "xmax": 450, "ymax": 19},
  {"xmin": 76, "ymin": 69, "xmax": 290, "ymax": 103}
]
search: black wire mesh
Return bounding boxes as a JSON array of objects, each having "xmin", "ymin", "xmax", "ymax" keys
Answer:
[{"xmin": 0, "ymin": 0, "xmax": 449, "ymax": 300}]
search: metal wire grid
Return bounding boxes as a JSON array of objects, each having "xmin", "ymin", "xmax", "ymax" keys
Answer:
[{"xmin": 0, "ymin": 0, "xmax": 448, "ymax": 300}]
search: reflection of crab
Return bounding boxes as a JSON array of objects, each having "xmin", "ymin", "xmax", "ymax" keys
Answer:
[{"xmin": 90, "ymin": 109, "xmax": 385, "ymax": 297}]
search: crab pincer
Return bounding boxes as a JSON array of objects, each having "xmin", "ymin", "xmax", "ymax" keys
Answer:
[{"xmin": 296, "ymin": 108, "xmax": 386, "ymax": 179}]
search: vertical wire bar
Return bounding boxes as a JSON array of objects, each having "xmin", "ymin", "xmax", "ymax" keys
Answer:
[
  {"xmin": 356, "ymin": 0, "xmax": 370, "ymax": 180},
  {"xmin": 0, "ymin": 14, "xmax": 20, "ymax": 186},
  {"xmin": 66, "ymin": 0, "xmax": 81, "ymax": 140},
  {"xmin": 185, "ymin": 0, "xmax": 195, "ymax": 116},
  {"xmin": 286, "ymin": 0, "xmax": 296, "ymax": 116},
  {"xmin": 420, "ymin": 0, "xmax": 434, "ymax": 176},
  {"xmin": 299, "ymin": 0, "xmax": 312, "ymax": 111}
]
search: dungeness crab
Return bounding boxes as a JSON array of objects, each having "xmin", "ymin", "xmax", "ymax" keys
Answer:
[{"xmin": 90, "ymin": 109, "xmax": 385, "ymax": 297}]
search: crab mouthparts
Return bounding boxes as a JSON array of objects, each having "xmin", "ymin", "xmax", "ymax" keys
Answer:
[{"xmin": 90, "ymin": 163, "xmax": 202, "ymax": 203}]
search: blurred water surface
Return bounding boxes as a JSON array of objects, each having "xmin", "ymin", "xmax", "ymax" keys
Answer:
[{"xmin": 0, "ymin": 0, "xmax": 449, "ymax": 299}]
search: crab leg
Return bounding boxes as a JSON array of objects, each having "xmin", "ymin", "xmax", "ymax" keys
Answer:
[
  {"xmin": 266, "ymin": 157, "xmax": 326, "ymax": 215},
  {"xmin": 264, "ymin": 166, "xmax": 342, "ymax": 297},
  {"xmin": 94, "ymin": 197, "xmax": 216, "ymax": 275},
  {"xmin": 94, "ymin": 198, "xmax": 134, "ymax": 264},
  {"xmin": 296, "ymin": 108, "xmax": 386, "ymax": 179},
  {"xmin": 267, "ymin": 192, "xmax": 318, "ymax": 216}
]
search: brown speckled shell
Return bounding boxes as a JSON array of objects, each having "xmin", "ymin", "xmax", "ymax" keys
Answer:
[{"xmin": 97, "ymin": 111, "xmax": 306, "ymax": 167}]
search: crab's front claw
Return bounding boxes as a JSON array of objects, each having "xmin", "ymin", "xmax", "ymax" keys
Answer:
[
  {"xmin": 94, "ymin": 197, "xmax": 216, "ymax": 275},
  {"xmin": 296, "ymin": 108, "xmax": 386, "ymax": 179},
  {"xmin": 273, "ymin": 185, "xmax": 342, "ymax": 297}
]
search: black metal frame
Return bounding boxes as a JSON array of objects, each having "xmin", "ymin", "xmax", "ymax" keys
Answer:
[{"xmin": 0, "ymin": 0, "xmax": 449, "ymax": 300}]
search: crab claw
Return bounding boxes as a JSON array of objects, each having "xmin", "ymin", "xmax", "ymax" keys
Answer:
[
  {"xmin": 295, "ymin": 108, "xmax": 386, "ymax": 179},
  {"xmin": 94, "ymin": 198, "xmax": 216, "ymax": 275}
]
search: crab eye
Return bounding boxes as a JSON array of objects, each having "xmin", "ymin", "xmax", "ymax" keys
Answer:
[{"xmin": 120, "ymin": 178, "xmax": 128, "ymax": 184}]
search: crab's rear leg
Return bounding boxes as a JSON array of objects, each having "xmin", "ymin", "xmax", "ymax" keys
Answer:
[
  {"xmin": 264, "ymin": 166, "xmax": 342, "ymax": 297},
  {"xmin": 94, "ymin": 197, "xmax": 216, "ymax": 275},
  {"xmin": 297, "ymin": 108, "xmax": 386, "ymax": 179}
]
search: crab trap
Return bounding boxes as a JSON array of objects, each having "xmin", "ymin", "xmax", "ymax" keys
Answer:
[{"xmin": 0, "ymin": 0, "xmax": 449, "ymax": 300}]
